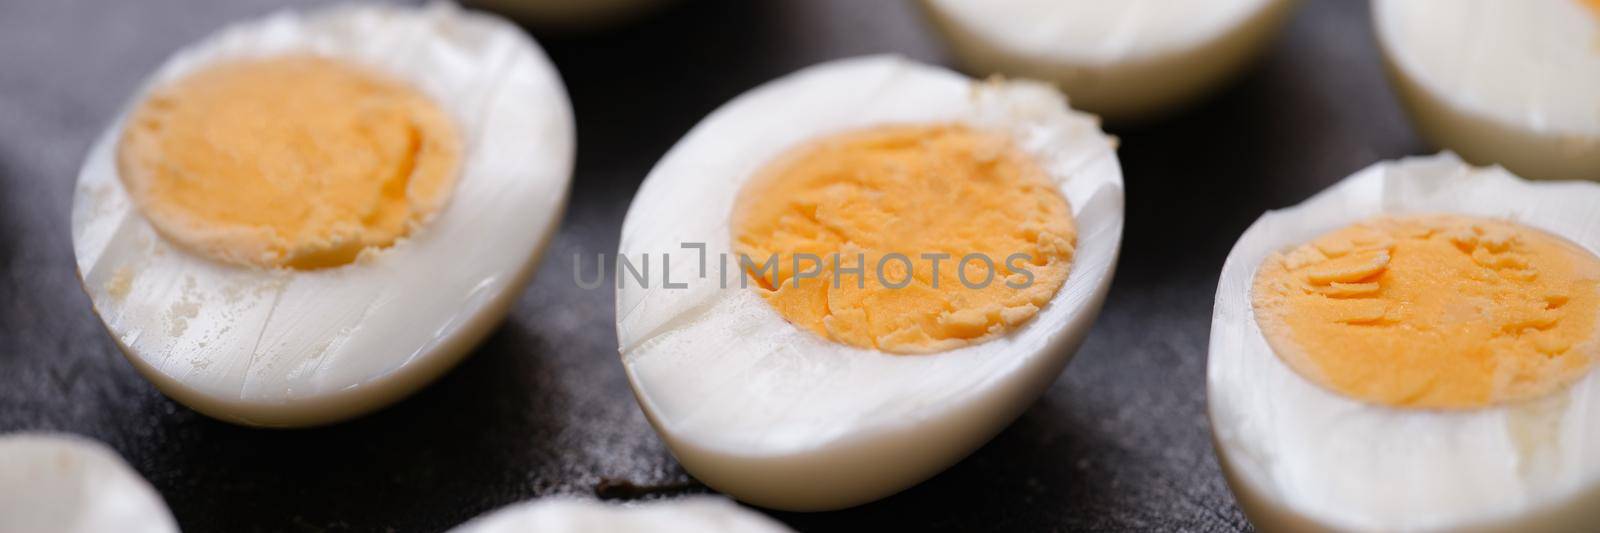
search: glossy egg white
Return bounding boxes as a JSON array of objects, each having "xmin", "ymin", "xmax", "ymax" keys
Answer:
[
  {"xmin": 450, "ymin": 497, "xmax": 792, "ymax": 533},
  {"xmin": 1210, "ymin": 153, "xmax": 1600, "ymax": 531},
  {"xmin": 0, "ymin": 433, "xmax": 177, "ymax": 533},
  {"xmin": 616, "ymin": 55, "xmax": 1124, "ymax": 511},
  {"xmin": 70, "ymin": 2, "xmax": 575, "ymax": 427},
  {"xmin": 919, "ymin": 0, "xmax": 1296, "ymax": 122},
  {"xmin": 1374, "ymin": 0, "xmax": 1600, "ymax": 181}
]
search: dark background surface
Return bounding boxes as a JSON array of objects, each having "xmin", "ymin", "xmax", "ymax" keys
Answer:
[{"xmin": 0, "ymin": 0, "xmax": 1422, "ymax": 531}]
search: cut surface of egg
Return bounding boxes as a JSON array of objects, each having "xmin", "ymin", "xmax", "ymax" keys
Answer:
[
  {"xmin": 71, "ymin": 2, "xmax": 575, "ymax": 427},
  {"xmin": 0, "ymin": 433, "xmax": 177, "ymax": 533},
  {"xmin": 617, "ymin": 55, "xmax": 1123, "ymax": 511},
  {"xmin": 919, "ymin": 0, "xmax": 1295, "ymax": 122},
  {"xmin": 1374, "ymin": 0, "xmax": 1600, "ymax": 181},
  {"xmin": 450, "ymin": 497, "xmax": 792, "ymax": 533},
  {"xmin": 1210, "ymin": 153, "xmax": 1600, "ymax": 531}
]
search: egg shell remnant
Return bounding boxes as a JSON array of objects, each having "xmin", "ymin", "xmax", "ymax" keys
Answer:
[
  {"xmin": 0, "ymin": 433, "xmax": 178, "ymax": 533},
  {"xmin": 919, "ymin": 0, "xmax": 1297, "ymax": 122},
  {"xmin": 617, "ymin": 55, "xmax": 1123, "ymax": 511},
  {"xmin": 1210, "ymin": 153, "xmax": 1600, "ymax": 531},
  {"xmin": 70, "ymin": 2, "xmax": 575, "ymax": 427}
]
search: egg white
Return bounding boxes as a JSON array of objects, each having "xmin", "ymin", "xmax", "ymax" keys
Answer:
[
  {"xmin": 1209, "ymin": 153, "xmax": 1600, "ymax": 531},
  {"xmin": 450, "ymin": 497, "xmax": 792, "ymax": 533},
  {"xmin": 0, "ymin": 433, "xmax": 177, "ymax": 533},
  {"xmin": 1374, "ymin": 0, "xmax": 1600, "ymax": 181},
  {"xmin": 71, "ymin": 2, "xmax": 575, "ymax": 427},
  {"xmin": 919, "ymin": 0, "xmax": 1296, "ymax": 121},
  {"xmin": 616, "ymin": 55, "xmax": 1123, "ymax": 511}
]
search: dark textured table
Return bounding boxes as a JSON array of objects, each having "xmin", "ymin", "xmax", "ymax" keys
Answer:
[{"xmin": 0, "ymin": 0, "xmax": 1423, "ymax": 531}]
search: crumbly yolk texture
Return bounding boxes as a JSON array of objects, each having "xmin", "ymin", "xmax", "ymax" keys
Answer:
[
  {"xmin": 117, "ymin": 54, "xmax": 461, "ymax": 269},
  {"xmin": 1252, "ymin": 214, "xmax": 1600, "ymax": 409},
  {"xmin": 731, "ymin": 124, "xmax": 1076, "ymax": 354}
]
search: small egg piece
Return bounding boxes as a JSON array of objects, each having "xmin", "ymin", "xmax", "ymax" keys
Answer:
[
  {"xmin": 1374, "ymin": 0, "xmax": 1600, "ymax": 181},
  {"xmin": 617, "ymin": 56, "xmax": 1123, "ymax": 511},
  {"xmin": 450, "ymin": 497, "xmax": 793, "ymax": 533},
  {"xmin": 919, "ymin": 0, "xmax": 1296, "ymax": 122},
  {"xmin": 1210, "ymin": 153, "xmax": 1600, "ymax": 531},
  {"xmin": 0, "ymin": 433, "xmax": 177, "ymax": 533},
  {"xmin": 71, "ymin": 2, "xmax": 575, "ymax": 427}
]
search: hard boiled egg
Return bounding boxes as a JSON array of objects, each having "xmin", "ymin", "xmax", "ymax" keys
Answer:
[
  {"xmin": 616, "ymin": 55, "xmax": 1123, "ymax": 510},
  {"xmin": 451, "ymin": 497, "xmax": 792, "ymax": 533},
  {"xmin": 0, "ymin": 433, "xmax": 177, "ymax": 533},
  {"xmin": 1210, "ymin": 153, "xmax": 1600, "ymax": 531},
  {"xmin": 919, "ymin": 0, "xmax": 1296, "ymax": 122},
  {"xmin": 1374, "ymin": 0, "xmax": 1600, "ymax": 181},
  {"xmin": 71, "ymin": 2, "xmax": 575, "ymax": 427}
]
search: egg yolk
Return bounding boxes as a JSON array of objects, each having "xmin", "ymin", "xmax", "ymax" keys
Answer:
[
  {"xmin": 117, "ymin": 54, "xmax": 461, "ymax": 269},
  {"xmin": 1253, "ymin": 215, "xmax": 1600, "ymax": 409},
  {"xmin": 731, "ymin": 124, "xmax": 1076, "ymax": 354}
]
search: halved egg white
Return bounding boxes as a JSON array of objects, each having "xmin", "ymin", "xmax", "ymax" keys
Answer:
[
  {"xmin": 450, "ymin": 497, "xmax": 792, "ymax": 533},
  {"xmin": 1374, "ymin": 0, "xmax": 1600, "ymax": 181},
  {"xmin": 919, "ymin": 0, "xmax": 1296, "ymax": 122},
  {"xmin": 71, "ymin": 2, "xmax": 575, "ymax": 427},
  {"xmin": 616, "ymin": 55, "xmax": 1123, "ymax": 511},
  {"xmin": 0, "ymin": 433, "xmax": 177, "ymax": 533},
  {"xmin": 1210, "ymin": 153, "xmax": 1600, "ymax": 531}
]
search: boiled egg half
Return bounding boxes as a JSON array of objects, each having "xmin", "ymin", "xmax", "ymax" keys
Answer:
[
  {"xmin": 451, "ymin": 496, "xmax": 792, "ymax": 533},
  {"xmin": 0, "ymin": 433, "xmax": 177, "ymax": 533},
  {"xmin": 919, "ymin": 0, "xmax": 1296, "ymax": 122},
  {"xmin": 1211, "ymin": 153, "xmax": 1600, "ymax": 531},
  {"xmin": 616, "ymin": 55, "xmax": 1123, "ymax": 510},
  {"xmin": 71, "ymin": 2, "xmax": 575, "ymax": 427},
  {"xmin": 1375, "ymin": 0, "xmax": 1600, "ymax": 181}
]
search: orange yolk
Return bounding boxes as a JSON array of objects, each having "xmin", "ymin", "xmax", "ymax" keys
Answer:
[
  {"xmin": 1252, "ymin": 215, "xmax": 1600, "ymax": 409},
  {"xmin": 731, "ymin": 124, "xmax": 1076, "ymax": 354},
  {"xmin": 117, "ymin": 54, "xmax": 461, "ymax": 269}
]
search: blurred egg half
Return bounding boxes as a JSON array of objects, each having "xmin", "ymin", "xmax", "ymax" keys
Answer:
[
  {"xmin": 451, "ymin": 496, "xmax": 792, "ymax": 533},
  {"xmin": 0, "ymin": 433, "xmax": 177, "ymax": 533},
  {"xmin": 919, "ymin": 0, "xmax": 1296, "ymax": 122},
  {"xmin": 1375, "ymin": 0, "xmax": 1600, "ymax": 181}
]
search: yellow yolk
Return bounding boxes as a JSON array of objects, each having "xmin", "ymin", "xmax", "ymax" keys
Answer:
[
  {"xmin": 1252, "ymin": 215, "xmax": 1600, "ymax": 409},
  {"xmin": 731, "ymin": 124, "xmax": 1076, "ymax": 354},
  {"xmin": 117, "ymin": 54, "xmax": 461, "ymax": 269}
]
